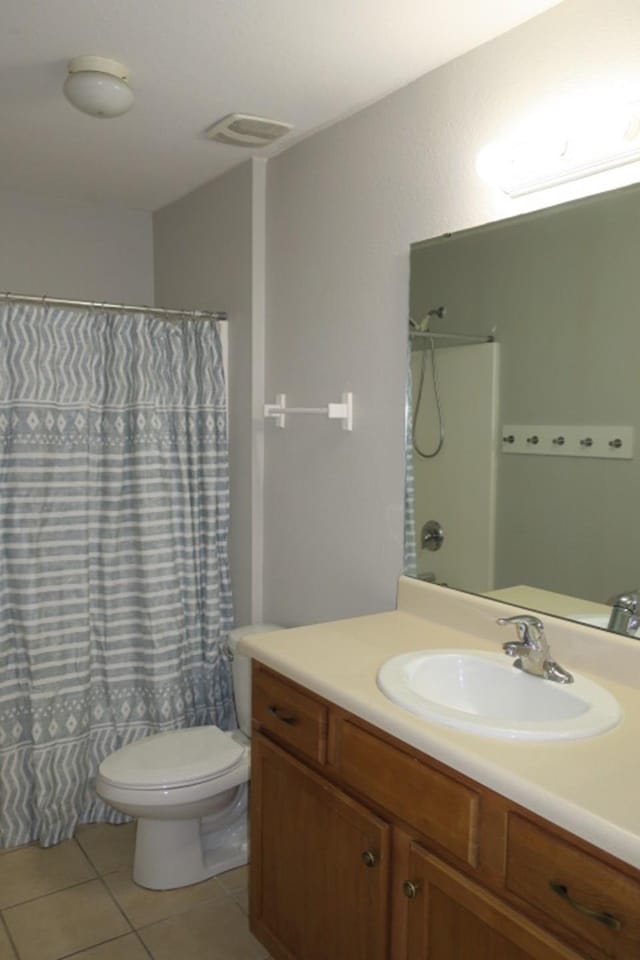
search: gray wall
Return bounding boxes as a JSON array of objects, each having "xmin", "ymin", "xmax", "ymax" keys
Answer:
[
  {"xmin": 0, "ymin": 189, "xmax": 153, "ymax": 303},
  {"xmin": 153, "ymin": 162, "xmax": 257, "ymax": 626},
  {"xmin": 263, "ymin": 0, "xmax": 640, "ymax": 626},
  {"xmin": 411, "ymin": 183, "xmax": 640, "ymax": 604}
]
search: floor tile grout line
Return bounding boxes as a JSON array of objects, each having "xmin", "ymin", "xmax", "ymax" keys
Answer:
[
  {"xmin": 0, "ymin": 910, "xmax": 20, "ymax": 960},
  {"xmin": 133, "ymin": 882, "xmax": 249, "ymax": 936},
  {"xmin": 3, "ymin": 876, "xmax": 134, "ymax": 960},
  {"xmin": 72, "ymin": 824, "xmax": 151, "ymax": 955},
  {"xmin": 0, "ymin": 836, "xmax": 98, "ymax": 912},
  {"xmin": 98, "ymin": 866, "xmax": 245, "ymax": 933},
  {"xmin": 96, "ymin": 872, "xmax": 137, "ymax": 934},
  {"xmin": 131, "ymin": 884, "xmax": 246, "ymax": 934},
  {"xmin": 2, "ymin": 824, "xmax": 253, "ymax": 959},
  {"xmin": 75, "ymin": 824, "xmax": 247, "ymax": 932},
  {"xmin": 0, "ymin": 875, "xmax": 104, "ymax": 913},
  {"xmin": 72, "ymin": 834, "xmax": 104, "ymax": 876},
  {"xmin": 55, "ymin": 929, "xmax": 150, "ymax": 960},
  {"xmin": 90, "ymin": 850, "xmax": 210, "ymax": 954},
  {"xmin": 134, "ymin": 895, "xmax": 269, "ymax": 960},
  {"xmin": 133, "ymin": 929, "xmax": 156, "ymax": 960},
  {"xmin": 0, "ymin": 843, "xmax": 37, "ymax": 858},
  {"xmin": 74, "ymin": 823, "xmax": 136, "ymax": 877},
  {"xmin": 99, "ymin": 872, "xmax": 248, "ymax": 959}
]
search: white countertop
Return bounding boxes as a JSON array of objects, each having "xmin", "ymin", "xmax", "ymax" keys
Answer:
[
  {"xmin": 485, "ymin": 584, "xmax": 609, "ymax": 620},
  {"xmin": 240, "ymin": 577, "xmax": 640, "ymax": 870}
]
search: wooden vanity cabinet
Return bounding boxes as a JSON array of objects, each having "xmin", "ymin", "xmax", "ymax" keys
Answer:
[
  {"xmin": 250, "ymin": 663, "xmax": 640, "ymax": 960},
  {"xmin": 250, "ymin": 733, "xmax": 391, "ymax": 960},
  {"xmin": 397, "ymin": 837, "xmax": 584, "ymax": 960}
]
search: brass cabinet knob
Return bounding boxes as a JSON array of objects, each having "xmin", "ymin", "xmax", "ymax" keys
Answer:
[
  {"xmin": 361, "ymin": 850, "xmax": 377, "ymax": 868},
  {"xmin": 402, "ymin": 880, "xmax": 421, "ymax": 899}
]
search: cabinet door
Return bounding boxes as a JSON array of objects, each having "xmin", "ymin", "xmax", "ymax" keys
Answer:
[
  {"xmin": 250, "ymin": 733, "xmax": 390, "ymax": 960},
  {"xmin": 402, "ymin": 843, "xmax": 583, "ymax": 960}
]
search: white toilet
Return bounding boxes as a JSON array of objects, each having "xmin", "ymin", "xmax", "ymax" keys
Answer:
[{"xmin": 96, "ymin": 624, "xmax": 281, "ymax": 890}]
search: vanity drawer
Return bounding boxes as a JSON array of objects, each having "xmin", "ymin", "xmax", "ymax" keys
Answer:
[
  {"xmin": 252, "ymin": 666, "xmax": 328, "ymax": 764},
  {"xmin": 333, "ymin": 717, "xmax": 479, "ymax": 866},
  {"xmin": 505, "ymin": 814, "xmax": 640, "ymax": 959}
]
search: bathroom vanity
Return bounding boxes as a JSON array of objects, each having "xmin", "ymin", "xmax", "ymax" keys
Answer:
[{"xmin": 242, "ymin": 579, "xmax": 640, "ymax": 960}]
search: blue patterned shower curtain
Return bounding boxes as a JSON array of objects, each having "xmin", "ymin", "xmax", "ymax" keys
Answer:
[{"xmin": 0, "ymin": 304, "xmax": 234, "ymax": 847}]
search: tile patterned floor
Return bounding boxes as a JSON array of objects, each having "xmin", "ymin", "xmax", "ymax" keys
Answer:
[{"xmin": 0, "ymin": 824, "xmax": 271, "ymax": 960}]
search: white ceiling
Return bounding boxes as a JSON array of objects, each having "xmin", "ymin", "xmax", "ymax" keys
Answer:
[{"xmin": 0, "ymin": 0, "xmax": 562, "ymax": 211}]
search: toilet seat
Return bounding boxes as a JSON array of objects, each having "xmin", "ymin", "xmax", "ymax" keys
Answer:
[{"xmin": 98, "ymin": 726, "xmax": 244, "ymax": 791}]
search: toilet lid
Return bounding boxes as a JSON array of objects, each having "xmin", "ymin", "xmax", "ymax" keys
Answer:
[{"xmin": 99, "ymin": 726, "xmax": 245, "ymax": 789}]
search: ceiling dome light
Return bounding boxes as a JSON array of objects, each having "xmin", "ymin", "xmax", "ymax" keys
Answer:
[{"xmin": 64, "ymin": 56, "xmax": 133, "ymax": 119}]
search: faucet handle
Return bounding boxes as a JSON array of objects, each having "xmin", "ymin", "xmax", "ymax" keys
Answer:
[
  {"xmin": 497, "ymin": 614, "xmax": 545, "ymax": 631},
  {"xmin": 497, "ymin": 614, "xmax": 546, "ymax": 650}
]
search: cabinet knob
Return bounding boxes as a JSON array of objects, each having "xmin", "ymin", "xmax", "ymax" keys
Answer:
[
  {"xmin": 361, "ymin": 850, "xmax": 377, "ymax": 868},
  {"xmin": 402, "ymin": 880, "xmax": 421, "ymax": 899}
]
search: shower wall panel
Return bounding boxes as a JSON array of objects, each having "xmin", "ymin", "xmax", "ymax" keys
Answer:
[{"xmin": 412, "ymin": 341, "xmax": 499, "ymax": 593}]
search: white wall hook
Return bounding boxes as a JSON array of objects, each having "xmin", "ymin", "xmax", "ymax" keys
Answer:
[{"xmin": 264, "ymin": 392, "xmax": 353, "ymax": 431}]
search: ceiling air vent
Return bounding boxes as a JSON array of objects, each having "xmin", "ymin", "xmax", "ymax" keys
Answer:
[{"xmin": 205, "ymin": 113, "xmax": 293, "ymax": 147}]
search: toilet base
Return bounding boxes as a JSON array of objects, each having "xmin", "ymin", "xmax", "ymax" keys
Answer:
[{"xmin": 133, "ymin": 783, "xmax": 249, "ymax": 890}]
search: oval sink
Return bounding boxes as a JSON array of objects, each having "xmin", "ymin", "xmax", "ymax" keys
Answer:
[{"xmin": 377, "ymin": 649, "xmax": 621, "ymax": 741}]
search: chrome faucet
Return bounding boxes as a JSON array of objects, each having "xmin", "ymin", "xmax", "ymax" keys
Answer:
[
  {"xmin": 497, "ymin": 614, "xmax": 574, "ymax": 684},
  {"xmin": 607, "ymin": 590, "xmax": 640, "ymax": 637}
]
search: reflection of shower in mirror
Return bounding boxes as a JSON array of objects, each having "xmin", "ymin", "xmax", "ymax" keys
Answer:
[
  {"xmin": 410, "ymin": 307, "xmax": 446, "ymax": 459},
  {"xmin": 409, "ymin": 304, "xmax": 446, "ymax": 333},
  {"xmin": 409, "ymin": 307, "xmax": 495, "ymax": 461},
  {"xmin": 408, "ymin": 324, "xmax": 499, "ymax": 594}
]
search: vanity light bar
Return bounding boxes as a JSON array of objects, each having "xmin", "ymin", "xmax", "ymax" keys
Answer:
[
  {"xmin": 501, "ymin": 147, "xmax": 640, "ymax": 198},
  {"xmin": 501, "ymin": 425, "xmax": 634, "ymax": 459},
  {"xmin": 477, "ymin": 99, "xmax": 640, "ymax": 197}
]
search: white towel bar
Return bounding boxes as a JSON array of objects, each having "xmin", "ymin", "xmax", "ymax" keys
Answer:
[{"xmin": 264, "ymin": 392, "xmax": 353, "ymax": 431}]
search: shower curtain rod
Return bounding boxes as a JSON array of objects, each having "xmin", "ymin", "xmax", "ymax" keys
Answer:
[
  {"xmin": 410, "ymin": 330, "xmax": 494, "ymax": 344},
  {"xmin": 0, "ymin": 291, "xmax": 227, "ymax": 322}
]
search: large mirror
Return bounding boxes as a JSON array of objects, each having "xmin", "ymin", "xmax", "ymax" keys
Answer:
[{"xmin": 407, "ymin": 180, "xmax": 640, "ymax": 635}]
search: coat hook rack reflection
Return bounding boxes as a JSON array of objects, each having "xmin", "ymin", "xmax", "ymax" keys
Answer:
[
  {"xmin": 501, "ymin": 424, "xmax": 634, "ymax": 459},
  {"xmin": 264, "ymin": 392, "xmax": 354, "ymax": 431}
]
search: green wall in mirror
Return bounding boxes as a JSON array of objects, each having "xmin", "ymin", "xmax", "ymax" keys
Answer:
[{"xmin": 408, "ymin": 181, "xmax": 640, "ymax": 633}]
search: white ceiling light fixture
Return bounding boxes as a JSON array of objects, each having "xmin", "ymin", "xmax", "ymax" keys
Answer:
[
  {"xmin": 64, "ymin": 56, "xmax": 134, "ymax": 119},
  {"xmin": 477, "ymin": 98, "xmax": 640, "ymax": 197}
]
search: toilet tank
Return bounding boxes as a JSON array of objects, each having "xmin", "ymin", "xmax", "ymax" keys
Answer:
[{"xmin": 227, "ymin": 624, "xmax": 283, "ymax": 736}]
